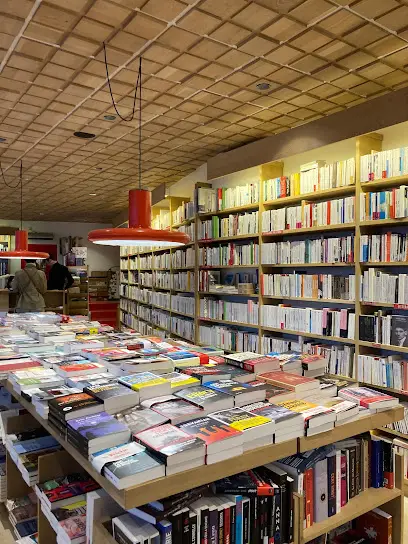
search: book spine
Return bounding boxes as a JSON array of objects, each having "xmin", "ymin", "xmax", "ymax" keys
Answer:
[
  {"xmin": 250, "ymin": 497, "xmax": 258, "ymax": 544},
  {"xmin": 218, "ymin": 506, "xmax": 224, "ymax": 544},
  {"xmin": 349, "ymin": 447, "xmax": 356, "ymax": 499},
  {"xmin": 242, "ymin": 499, "xmax": 250, "ymax": 544},
  {"xmin": 157, "ymin": 521, "xmax": 172, "ymax": 544},
  {"xmin": 183, "ymin": 509, "xmax": 191, "ymax": 544},
  {"xmin": 201, "ymin": 508, "xmax": 209, "ymax": 544},
  {"xmin": 209, "ymin": 508, "xmax": 218, "ymax": 544},
  {"xmin": 268, "ymin": 495, "xmax": 275, "ymax": 544},
  {"xmin": 304, "ymin": 468, "xmax": 313, "ymax": 529},
  {"xmin": 340, "ymin": 454, "xmax": 347, "ymax": 507},
  {"xmin": 273, "ymin": 486, "xmax": 280, "ymax": 544},
  {"xmin": 327, "ymin": 455, "xmax": 336, "ymax": 517},
  {"xmin": 230, "ymin": 504, "xmax": 236, "ymax": 544},
  {"xmin": 224, "ymin": 504, "xmax": 231, "ymax": 544}
]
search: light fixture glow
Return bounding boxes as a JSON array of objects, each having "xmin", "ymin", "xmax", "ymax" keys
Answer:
[
  {"xmin": 0, "ymin": 230, "xmax": 49, "ymax": 260},
  {"xmin": 89, "ymin": 193, "xmax": 97, "ymax": 196},
  {"xmin": 88, "ymin": 189, "xmax": 189, "ymax": 248}
]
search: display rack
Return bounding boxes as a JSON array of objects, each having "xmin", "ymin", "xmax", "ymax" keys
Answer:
[{"xmin": 4, "ymin": 383, "xmax": 404, "ymax": 543}]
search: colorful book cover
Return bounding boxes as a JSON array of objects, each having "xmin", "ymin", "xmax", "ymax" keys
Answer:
[
  {"xmin": 119, "ymin": 372, "xmax": 169, "ymax": 390},
  {"xmin": 210, "ymin": 408, "xmax": 271, "ymax": 432},
  {"xmin": 135, "ymin": 424, "xmax": 205, "ymax": 460},
  {"xmin": 67, "ymin": 412, "xmax": 129, "ymax": 444},
  {"xmin": 178, "ymin": 416, "xmax": 242, "ymax": 445}
]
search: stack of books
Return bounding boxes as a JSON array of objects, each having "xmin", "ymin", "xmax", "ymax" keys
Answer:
[{"xmin": 48, "ymin": 392, "xmax": 104, "ymax": 439}]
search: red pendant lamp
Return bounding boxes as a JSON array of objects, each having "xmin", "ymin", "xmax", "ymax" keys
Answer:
[
  {"xmin": 0, "ymin": 162, "xmax": 49, "ymax": 260},
  {"xmin": 88, "ymin": 51, "xmax": 190, "ymax": 248},
  {"xmin": 88, "ymin": 188, "xmax": 189, "ymax": 247}
]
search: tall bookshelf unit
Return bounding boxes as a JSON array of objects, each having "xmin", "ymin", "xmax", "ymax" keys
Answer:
[{"xmin": 120, "ymin": 132, "xmax": 408, "ymax": 393}]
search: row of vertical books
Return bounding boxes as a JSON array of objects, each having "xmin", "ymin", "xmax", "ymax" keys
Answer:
[
  {"xmin": 261, "ymin": 236, "xmax": 354, "ymax": 265},
  {"xmin": 199, "ymin": 242, "xmax": 259, "ymax": 267},
  {"xmin": 361, "ymin": 268, "xmax": 408, "ymax": 304},
  {"xmin": 360, "ymin": 232, "xmax": 408, "ymax": 263},
  {"xmin": 171, "ymin": 295, "xmax": 195, "ymax": 316},
  {"xmin": 261, "ymin": 197, "xmax": 355, "ymax": 232},
  {"xmin": 360, "ymin": 188, "xmax": 408, "ymax": 220},
  {"xmin": 199, "ymin": 325, "xmax": 259, "ymax": 353},
  {"xmin": 360, "ymin": 146, "xmax": 408, "ymax": 181},
  {"xmin": 358, "ymin": 354, "xmax": 408, "ymax": 391},
  {"xmin": 198, "ymin": 212, "xmax": 259, "ymax": 239},
  {"xmin": 196, "ymin": 184, "xmax": 259, "ymax": 213},
  {"xmin": 200, "ymin": 299, "xmax": 259, "ymax": 325},
  {"xmin": 261, "ymin": 273, "xmax": 355, "ymax": 300},
  {"xmin": 261, "ymin": 306, "xmax": 355, "ymax": 339},
  {"xmin": 359, "ymin": 312, "xmax": 408, "ymax": 346}
]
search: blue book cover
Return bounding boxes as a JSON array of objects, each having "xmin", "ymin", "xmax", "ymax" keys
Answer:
[
  {"xmin": 370, "ymin": 438, "xmax": 384, "ymax": 488},
  {"xmin": 67, "ymin": 412, "xmax": 129, "ymax": 443},
  {"xmin": 166, "ymin": 351, "xmax": 197, "ymax": 361},
  {"xmin": 14, "ymin": 435, "xmax": 60, "ymax": 455},
  {"xmin": 379, "ymin": 192, "xmax": 386, "ymax": 219},
  {"xmin": 157, "ymin": 519, "xmax": 172, "ymax": 544}
]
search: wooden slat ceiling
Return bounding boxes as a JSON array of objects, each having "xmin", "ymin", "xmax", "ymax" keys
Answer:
[{"xmin": 1, "ymin": 0, "xmax": 408, "ymax": 222}]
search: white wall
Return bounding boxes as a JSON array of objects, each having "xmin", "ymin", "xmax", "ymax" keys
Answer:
[
  {"xmin": 167, "ymin": 164, "xmax": 207, "ymax": 199},
  {"xmin": 0, "ymin": 220, "xmax": 119, "ymax": 274}
]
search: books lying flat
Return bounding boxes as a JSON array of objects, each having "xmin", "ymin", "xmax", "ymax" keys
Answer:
[
  {"xmin": 245, "ymin": 380, "xmax": 296, "ymax": 402},
  {"xmin": 57, "ymin": 511, "xmax": 87, "ymax": 544},
  {"xmin": 118, "ymin": 372, "xmax": 171, "ymax": 400},
  {"xmin": 178, "ymin": 416, "xmax": 244, "ymax": 456},
  {"xmin": 210, "ymin": 407, "xmax": 274, "ymax": 445},
  {"xmin": 113, "ymin": 514, "xmax": 159, "ymax": 544},
  {"xmin": 338, "ymin": 386, "xmax": 399, "ymax": 411},
  {"xmin": 160, "ymin": 372, "xmax": 200, "ymax": 391},
  {"xmin": 242, "ymin": 401, "xmax": 304, "ymax": 431},
  {"xmin": 177, "ymin": 366, "xmax": 232, "ymax": 384},
  {"xmin": 11, "ymin": 435, "xmax": 60, "ymax": 456},
  {"xmin": 206, "ymin": 363, "xmax": 255, "ymax": 383},
  {"xmin": 96, "ymin": 445, "xmax": 165, "ymax": 489},
  {"xmin": 205, "ymin": 379, "xmax": 266, "ymax": 407},
  {"xmin": 83, "ymin": 382, "xmax": 139, "ymax": 413},
  {"xmin": 114, "ymin": 405, "xmax": 169, "ymax": 434},
  {"xmin": 54, "ymin": 362, "xmax": 105, "ymax": 377},
  {"xmin": 165, "ymin": 351, "xmax": 200, "ymax": 367},
  {"xmin": 258, "ymin": 371, "xmax": 320, "ymax": 394},
  {"xmin": 316, "ymin": 397, "xmax": 359, "ymax": 422},
  {"xmin": 239, "ymin": 355, "xmax": 281, "ymax": 374},
  {"xmin": 90, "ymin": 442, "xmax": 145, "ymax": 473},
  {"xmin": 141, "ymin": 395, "xmax": 204, "ymax": 425},
  {"xmin": 175, "ymin": 386, "xmax": 234, "ymax": 414},
  {"xmin": 49, "ymin": 393, "xmax": 103, "ymax": 421},
  {"xmin": 67, "ymin": 412, "xmax": 130, "ymax": 455},
  {"xmin": 36, "ymin": 473, "xmax": 100, "ymax": 510},
  {"xmin": 276, "ymin": 399, "xmax": 336, "ymax": 432},
  {"xmin": 135, "ymin": 424, "xmax": 206, "ymax": 467},
  {"xmin": 120, "ymin": 356, "xmax": 173, "ymax": 374}
]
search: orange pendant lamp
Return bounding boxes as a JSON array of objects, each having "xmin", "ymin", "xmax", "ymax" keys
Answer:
[
  {"xmin": 88, "ymin": 188, "xmax": 189, "ymax": 247},
  {"xmin": 88, "ymin": 51, "xmax": 190, "ymax": 248},
  {"xmin": 0, "ymin": 162, "xmax": 49, "ymax": 260}
]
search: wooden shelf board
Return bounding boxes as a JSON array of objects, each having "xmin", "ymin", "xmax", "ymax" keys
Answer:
[
  {"xmin": 152, "ymin": 305, "xmax": 171, "ymax": 312},
  {"xmin": 361, "ymin": 261, "xmax": 408, "ymax": 266},
  {"xmin": 360, "ymin": 301, "xmax": 395, "ymax": 307},
  {"xmin": 378, "ymin": 426, "xmax": 408, "ymax": 440},
  {"xmin": 361, "ymin": 175, "xmax": 408, "ymax": 190},
  {"xmin": 261, "ymin": 327, "xmax": 355, "ymax": 344},
  {"xmin": 199, "ymin": 317, "xmax": 260, "ymax": 329},
  {"xmin": 6, "ymin": 383, "xmax": 298, "ymax": 510},
  {"xmin": 262, "ymin": 224, "xmax": 355, "ymax": 237},
  {"xmin": 357, "ymin": 382, "xmax": 408, "ymax": 398},
  {"xmin": 172, "ymin": 218, "xmax": 195, "ymax": 228},
  {"xmin": 360, "ymin": 219, "xmax": 408, "ymax": 227},
  {"xmin": 200, "ymin": 292, "xmax": 259, "ymax": 298},
  {"xmin": 261, "ymin": 262, "xmax": 354, "ymax": 268},
  {"xmin": 170, "ymin": 309, "xmax": 195, "ymax": 319},
  {"xmin": 171, "ymin": 266, "xmax": 195, "ymax": 270},
  {"xmin": 298, "ymin": 406, "xmax": 403, "ymax": 453},
  {"xmin": 198, "ymin": 203, "xmax": 259, "ymax": 217},
  {"xmin": 359, "ymin": 340, "xmax": 408, "ymax": 354},
  {"xmin": 262, "ymin": 296, "xmax": 354, "ymax": 304},
  {"xmin": 263, "ymin": 185, "xmax": 355, "ymax": 207},
  {"xmin": 200, "ymin": 265, "xmax": 258, "ymax": 269},
  {"xmin": 171, "ymin": 289, "xmax": 195, "ymax": 294},
  {"xmin": 198, "ymin": 234, "xmax": 259, "ymax": 243},
  {"xmin": 302, "ymin": 486, "xmax": 401, "ymax": 543}
]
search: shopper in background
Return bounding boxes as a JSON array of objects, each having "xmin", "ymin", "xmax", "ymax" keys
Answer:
[
  {"xmin": 46, "ymin": 258, "xmax": 74, "ymax": 290},
  {"xmin": 11, "ymin": 260, "xmax": 47, "ymax": 312}
]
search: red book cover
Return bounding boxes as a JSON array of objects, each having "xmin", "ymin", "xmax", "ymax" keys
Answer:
[
  {"xmin": 178, "ymin": 416, "xmax": 242, "ymax": 446},
  {"xmin": 224, "ymin": 504, "xmax": 230, "ymax": 544},
  {"xmin": 188, "ymin": 351, "xmax": 209, "ymax": 365},
  {"xmin": 356, "ymin": 508, "xmax": 392, "ymax": 544},
  {"xmin": 59, "ymin": 363, "xmax": 103, "ymax": 373},
  {"xmin": 0, "ymin": 360, "xmax": 41, "ymax": 372},
  {"xmin": 304, "ymin": 467, "xmax": 314, "ymax": 528},
  {"xmin": 340, "ymin": 454, "xmax": 347, "ymax": 507},
  {"xmin": 257, "ymin": 371, "xmax": 318, "ymax": 392},
  {"xmin": 248, "ymin": 469, "xmax": 274, "ymax": 496}
]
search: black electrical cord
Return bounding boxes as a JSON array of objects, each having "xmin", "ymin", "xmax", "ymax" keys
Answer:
[
  {"xmin": 103, "ymin": 42, "xmax": 141, "ymax": 123},
  {"xmin": 138, "ymin": 56, "xmax": 142, "ymax": 190},
  {"xmin": 0, "ymin": 160, "xmax": 22, "ymax": 190}
]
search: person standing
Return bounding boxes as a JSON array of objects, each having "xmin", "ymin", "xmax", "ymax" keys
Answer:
[
  {"xmin": 46, "ymin": 258, "xmax": 74, "ymax": 290},
  {"xmin": 11, "ymin": 260, "xmax": 47, "ymax": 312}
]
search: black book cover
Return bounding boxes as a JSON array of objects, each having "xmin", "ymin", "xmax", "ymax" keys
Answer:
[
  {"xmin": 48, "ymin": 413, "xmax": 67, "ymax": 436},
  {"xmin": 200, "ymin": 506, "xmax": 209, "ymax": 544},
  {"xmin": 273, "ymin": 484, "xmax": 281, "ymax": 544},
  {"xmin": 356, "ymin": 440, "xmax": 362, "ymax": 494},
  {"xmin": 104, "ymin": 451, "xmax": 163, "ymax": 482},
  {"xmin": 242, "ymin": 500, "xmax": 250, "ymax": 544},
  {"xmin": 150, "ymin": 485, "xmax": 209, "ymax": 514},
  {"xmin": 267, "ymin": 495, "xmax": 275, "ymax": 543},
  {"xmin": 218, "ymin": 505, "xmax": 224, "ymax": 544},
  {"xmin": 48, "ymin": 393, "xmax": 101, "ymax": 420},
  {"xmin": 182, "ymin": 509, "xmax": 190, "ymax": 544},
  {"xmin": 189, "ymin": 512, "xmax": 197, "ymax": 544},
  {"xmin": 175, "ymin": 386, "xmax": 230, "ymax": 409},
  {"xmin": 84, "ymin": 382, "xmax": 135, "ymax": 402},
  {"xmin": 327, "ymin": 454, "xmax": 336, "ymax": 517},
  {"xmin": 263, "ymin": 466, "xmax": 287, "ymax": 544},
  {"xmin": 170, "ymin": 510, "xmax": 182, "ymax": 543},
  {"xmin": 349, "ymin": 446, "xmax": 356, "ymax": 499},
  {"xmin": 287, "ymin": 476, "xmax": 294, "ymax": 543},
  {"xmin": 230, "ymin": 504, "xmax": 236, "ymax": 544},
  {"xmin": 209, "ymin": 506, "xmax": 218, "ymax": 544},
  {"xmin": 212, "ymin": 472, "xmax": 257, "ymax": 496}
]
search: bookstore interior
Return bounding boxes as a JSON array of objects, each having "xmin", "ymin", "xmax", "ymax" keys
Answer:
[{"xmin": 4, "ymin": 1, "xmax": 408, "ymax": 543}]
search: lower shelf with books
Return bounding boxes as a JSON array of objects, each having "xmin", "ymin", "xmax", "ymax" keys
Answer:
[{"xmin": 297, "ymin": 479, "xmax": 403, "ymax": 543}]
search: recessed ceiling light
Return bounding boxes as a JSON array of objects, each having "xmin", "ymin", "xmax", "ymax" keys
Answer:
[
  {"xmin": 0, "ymin": 138, "xmax": 6, "ymax": 143},
  {"xmin": 104, "ymin": 115, "xmax": 116, "ymax": 121},
  {"xmin": 95, "ymin": 167, "xmax": 103, "ymax": 170},
  {"xmin": 89, "ymin": 193, "xmax": 97, "ymax": 196},
  {"xmin": 256, "ymin": 82, "xmax": 271, "ymax": 91},
  {"xmin": 74, "ymin": 131, "xmax": 96, "ymax": 139}
]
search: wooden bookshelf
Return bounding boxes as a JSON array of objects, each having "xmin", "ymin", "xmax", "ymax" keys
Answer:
[{"xmin": 119, "ymin": 133, "xmax": 408, "ymax": 363}]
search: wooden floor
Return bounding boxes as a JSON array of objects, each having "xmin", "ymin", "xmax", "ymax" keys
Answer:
[{"xmin": 0, "ymin": 503, "xmax": 14, "ymax": 543}]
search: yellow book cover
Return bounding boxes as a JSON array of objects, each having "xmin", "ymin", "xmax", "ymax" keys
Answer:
[
  {"xmin": 276, "ymin": 399, "xmax": 318, "ymax": 413},
  {"xmin": 132, "ymin": 377, "xmax": 168, "ymax": 390},
  {"xmin": 170, "ymin": 376, "xmax": 199, "ymax": 389}
]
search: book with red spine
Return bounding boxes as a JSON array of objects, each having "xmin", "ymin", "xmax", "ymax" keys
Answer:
[
  {"xmin": 356, "ymin": 508, "xmax": 392, "ymax": 544},
  {"xmin": 258, "ymin": 371, "xmax": 320, "ymax": 394},
  {"xmin": 304, "ymin": 467, "xmax": 314, "ymax": 529},
  {"xmin": 338, "ymin": 387, "xmax": 399, "ymax": 411}
]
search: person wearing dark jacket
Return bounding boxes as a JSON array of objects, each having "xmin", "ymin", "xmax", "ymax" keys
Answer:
[{"xmin": 46, "ymin": 258, "xmax": 74, "ymax": 290}]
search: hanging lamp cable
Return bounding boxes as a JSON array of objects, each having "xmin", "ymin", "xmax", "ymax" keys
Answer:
[
  {"xmin": 138, "ymin": 57, "xmax": 142, "ymax": 190},
  {"xmin": 0, "ymin": 160, "xmax": 22, "ymax": 190},
  {"xmin": 20, "ymin": 161, "xmax": 23, "ymax": 230},
  {"xmin": 103, "ymin": 42, "xmax": 141, "ymax": 123}
]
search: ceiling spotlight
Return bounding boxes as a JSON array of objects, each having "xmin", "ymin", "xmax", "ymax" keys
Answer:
[
  {"xmin": 104, "ymin": 115, "xmax": 116, "ymax": 121},
  {"xmin": 74, "ymin": 131, "xmax": 96, "ymax": 139},
  {"xmin": 89, "ymin": 193, "xmax": 97, "ymax": 196},
  {"xmin": 0, "ymin": 138, "xmax": 6, "ymax": 143},
  {"xmin": 256, "ymin": 82, "xmax": 271, "ymax": 91}
]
